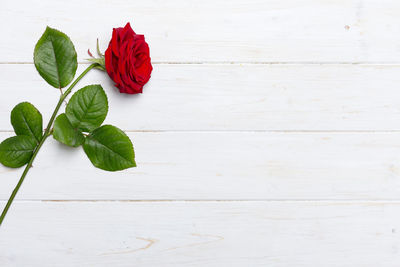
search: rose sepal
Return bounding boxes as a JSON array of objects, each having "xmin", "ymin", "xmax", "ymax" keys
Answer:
[
  {"xmin": 87, "ymin": 39, "xmax": 106, "ymax": 71},
  {"xmin": 87, "ymin": 57, "xmax": 105, "ymax": 71}
]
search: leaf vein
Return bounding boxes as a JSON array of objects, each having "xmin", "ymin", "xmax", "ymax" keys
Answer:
[{"xmin": 91, "ymin": 138, "xmax": 131, "ymax": 165}]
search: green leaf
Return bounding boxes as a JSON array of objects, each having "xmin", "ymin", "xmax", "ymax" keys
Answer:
[
  {"xmin": 66, "ymin": 85, "xmax": 108, "ymax": 132},
  {"xmin": 53, "ymin": 113, "xmax": 85, "ymax": 147},
  {"xmin": 34, "ymin": 26, "xmax": 77, "ymax": 88},
  {"xmin": 83, "ymin": 125, "xmax": 136, "ymax": 171},
  {"xmin": 11, "ymin": 102, "xmax": 43, "ymax": 143},
  {"xmin": 0, "ymin": 136, "xmax": 37, "ymax": 168}
]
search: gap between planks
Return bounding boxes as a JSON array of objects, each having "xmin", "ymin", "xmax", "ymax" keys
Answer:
[
  {"xmin": 4, "ymin": 61, "xmax": 400, "ymax": 65},
  {"xmin": 3, "ymin": 199, "xmax": 400, "ymax": 203},
  {"xmin": 3, "ymin": 130, "xmax": 400, "ymax": 133}
]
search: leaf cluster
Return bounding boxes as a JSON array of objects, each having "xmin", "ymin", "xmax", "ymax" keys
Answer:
[{"xmin": 0, "ymin": 27, "xmax": 136, "ymax": 171}]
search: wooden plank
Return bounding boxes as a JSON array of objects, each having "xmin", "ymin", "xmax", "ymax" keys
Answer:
[
  {"xmin": 1, "ymin": 201, "xmax": 399, "ymax": 266},
  {"xmin": 1, "ymin": 132, "xmax": 400, "ymax": 200},
  {"xmin": 1, "ymin": 0, "xmax": 400, "ymax": 63},
  {"xmin": 1, "ymin": 64, "xmax": 400, "ymax": 131}
]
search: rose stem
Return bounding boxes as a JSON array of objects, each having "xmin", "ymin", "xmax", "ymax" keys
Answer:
[{"xmin": 0, "ymin": 63, "xmax": 99, "ymax": 227}]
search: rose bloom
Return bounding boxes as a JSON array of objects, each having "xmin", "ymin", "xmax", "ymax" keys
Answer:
[{"xmin": 105, "ymin": 23, "xmax": 152, "ymax": 94}]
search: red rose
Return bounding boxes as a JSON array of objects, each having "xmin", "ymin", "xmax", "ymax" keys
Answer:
[{"xmin": 105, "ymin": 23, "xmax": 152, "ymax": 94}]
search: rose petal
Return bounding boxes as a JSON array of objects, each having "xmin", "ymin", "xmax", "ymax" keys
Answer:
[{"xmin": 104, "ymin": 22, "xmax": 152, "ymax": 94}]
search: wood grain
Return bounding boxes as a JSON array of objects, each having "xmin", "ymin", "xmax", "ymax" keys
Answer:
[
  {"xmin": 1, "ymin": 64, "xmax": 400, "ymax": 131},
  {"xmin": 1, "ymin": 201, "xmax": 399, "ymax": 267},
  {"xmin": 1, "ymin": 0, "xmax": 400, "ymax": 63},
  {"xmin": 1, "ymin": 0, "xmax": 399, "ymax": 265},
  {"xmin": 1, "ymin": 131, "xmax": 400, "ymax": 200}
]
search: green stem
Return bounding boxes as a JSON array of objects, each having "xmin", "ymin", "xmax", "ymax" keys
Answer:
[{"xmin": 0, "ymin": 63, "xmax": 98, "ymax": 227}]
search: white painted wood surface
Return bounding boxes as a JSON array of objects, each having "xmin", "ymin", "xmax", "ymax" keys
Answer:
[
  {"xmin": 1, "ymin": 0, "xmax": 400, "ymax": 63},
  {"xmin": 1, "ymin": 131, "xmax": 400, "ymax": 200},
  {"xmin": 1, "ymin": 201, "xmax": 400, "ymax": 267},
  {"xmin": 2, "ymin": 64, "xmax": 400, "ymax": 131},
  {"xmin": 1, "ymin": 0, "xmax": 400, "ymax": 266}
]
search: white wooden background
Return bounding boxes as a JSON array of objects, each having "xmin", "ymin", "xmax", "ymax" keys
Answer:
[{"xmin": 1, "ymin": 0, "xmax": 400, "ymax": 266}]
